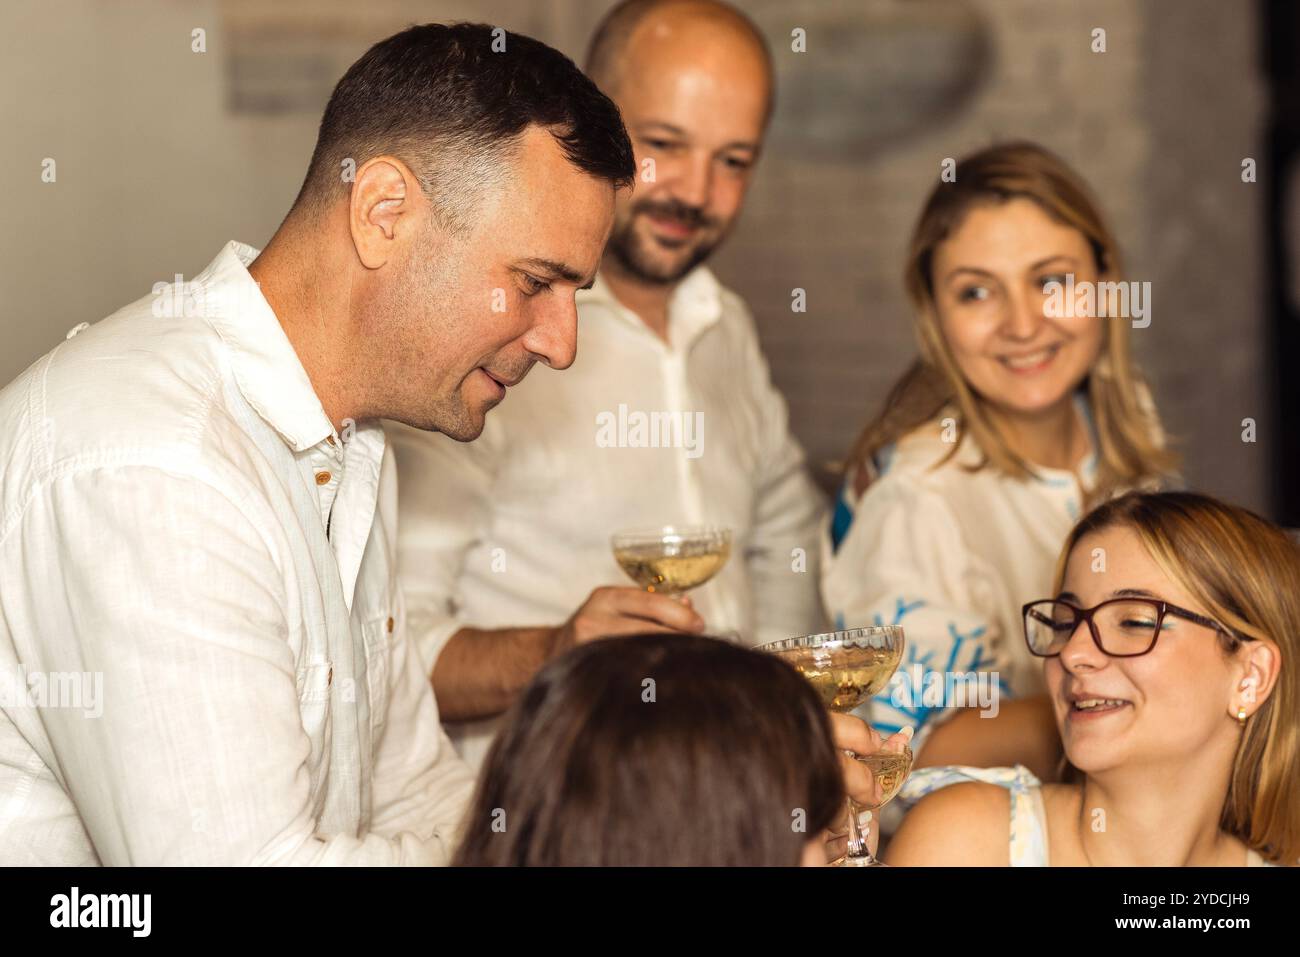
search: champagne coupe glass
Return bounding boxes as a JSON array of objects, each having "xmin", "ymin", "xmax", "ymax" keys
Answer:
[
  {"xmin": 610, "ymin": 525, "xmax": 732, "ymax": 598},
  {"xmin": 852, "ymin": 743, "xmax": 914, "ymax": 866},
  {"xmin": 757, "ymin": 626, "xmax": 907, "ymax": 866}
]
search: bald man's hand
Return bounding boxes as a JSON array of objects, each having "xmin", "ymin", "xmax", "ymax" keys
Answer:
[{"xmin": 550, "ymin": 586, "xmax": 706, "ymax": 656}]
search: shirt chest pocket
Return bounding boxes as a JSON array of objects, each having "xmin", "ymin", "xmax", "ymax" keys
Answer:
[
  {"xmin": 361, "ymin": 614, "xmax": 394, "ymax": 744},
  {"xmin": 295, "ymin": 659, "xmax": 333, "ymax": 784}
]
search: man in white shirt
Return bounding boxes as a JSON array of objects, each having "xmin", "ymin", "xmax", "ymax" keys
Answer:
[
  {"xmin": 391, "ymin": 0, "xmax": 827, "ymax": 770},
  {"xmin": 0, "ymin": 23, "xmax": 633, "ymax": 864}
]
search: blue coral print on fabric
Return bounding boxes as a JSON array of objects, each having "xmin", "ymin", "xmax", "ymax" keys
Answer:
[{"xmin": 837, "ymin": 597, "xmax": 1008, "ymax": 736}]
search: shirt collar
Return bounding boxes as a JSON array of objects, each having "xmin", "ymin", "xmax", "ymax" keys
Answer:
[
  {"xmin": 194, "ymin": 241, "xmax": 335, "ymax": 453},
  {"xmin": 578, "ymin": 265, "xmax": 725, "ymax": 351}
]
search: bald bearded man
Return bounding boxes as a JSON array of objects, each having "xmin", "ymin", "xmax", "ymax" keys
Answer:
[{"xmin": 389, "ymin": 0, "xmax": 827, "ymax": 770}]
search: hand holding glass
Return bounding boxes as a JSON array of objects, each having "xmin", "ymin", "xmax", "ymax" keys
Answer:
[{"xmin": 758, "ymin": 626, "xmax": 907, "ymax": 866}]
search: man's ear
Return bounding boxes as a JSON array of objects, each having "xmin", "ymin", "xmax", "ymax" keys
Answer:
[{"xmin": 349, "ymin": 156, "xmax": 421, "ymax": 270}]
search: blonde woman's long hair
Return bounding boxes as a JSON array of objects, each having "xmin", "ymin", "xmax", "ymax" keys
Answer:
[
  {"xmin": 1053, "ymin": 491, "xmax": 1299, "ymax": 865},
  {"xmin": 846, "ymin": 142, "xmax": 1178, "ymax": 501}
]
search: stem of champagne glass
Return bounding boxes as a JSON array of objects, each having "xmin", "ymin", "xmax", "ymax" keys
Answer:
[
  {"xmin": 859, "ymin": 809, "xmax": 878, "ymax": 865},
  {"xmin": 844, "ymin": 798, "xmax": 868, "ymax": 861}
]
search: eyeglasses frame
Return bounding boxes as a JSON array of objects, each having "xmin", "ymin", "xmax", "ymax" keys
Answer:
[{"xmin": 1022, "ymin": 596, "xmax": 1243, "ymax": 658}]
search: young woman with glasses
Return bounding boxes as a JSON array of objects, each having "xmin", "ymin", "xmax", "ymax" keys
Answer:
[
  {"xmin": 823, "ymin": 142, "xmax": 1178, "ymax": 782},
  {"xmin": 885, "ymin": 491, "xmax": 1297, "ymax": 866}
]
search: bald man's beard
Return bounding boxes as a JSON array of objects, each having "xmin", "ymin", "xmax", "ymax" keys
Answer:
[{"xmin": 606, "ymin": 197, "xmax": 727, "ymax": 285}]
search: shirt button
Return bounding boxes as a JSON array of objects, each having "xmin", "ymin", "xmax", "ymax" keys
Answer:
[
  {"xmin": 315, "ymin": 470, "xmax": 332, "ymax": 486},
  {"xmin": 326, "ymin": 435, "xmax": 337, "ymax": 447},
  {"xmin": 386, "ymin": 617, "xmax": 394, "ymax": 633},
  {"xmin": 327, "ymin": 666, "xmax": 333, "ymax": 687},
  {"xmin": 65, "ymin": 322, "xmax": 90, "ymax": 339}
]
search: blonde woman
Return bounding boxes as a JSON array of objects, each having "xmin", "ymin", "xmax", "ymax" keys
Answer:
[
  {"xmin": 887, "ymin": 491, "xmax": 1296, "ymax": 866},
  {"xmin": 824, "ymin": 142, "xmax": 1177, "ymax": 780}
]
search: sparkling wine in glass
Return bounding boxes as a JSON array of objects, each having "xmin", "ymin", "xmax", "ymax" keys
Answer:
[
  {"xmin": 610, "ymin": 525, "xmax": 732, "ymax": 597},
  {"xmin": 757, "ymin": 626, "xmax": 907, "ymax": 867},
  {"xmin": 847, "ymin": 744, "xmax": 914, "ymax": 867},
  {"xmin": 859, "ymin": 745, "xmax": 914, "ymax": 808}
]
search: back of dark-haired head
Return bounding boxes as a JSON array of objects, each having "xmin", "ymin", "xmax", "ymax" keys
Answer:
[
  {"xmin": 294, "ymin": 22, "xmax": 634, "ymax": 229},
  {"xmin": 454, "ymin": 634, "xmax": 843, "ymax": 866}
]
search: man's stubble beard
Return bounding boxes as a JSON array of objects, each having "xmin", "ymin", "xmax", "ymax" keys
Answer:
[
  {"xmin": 606, "ymin": 202, "xmax": 727, "ymax": 285},
  {"xmin": 376, "ymin": 243, "xmax": 486, "ymax": 441}
]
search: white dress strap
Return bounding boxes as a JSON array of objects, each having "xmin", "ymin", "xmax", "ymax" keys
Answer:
[
  {"xmin": 897, "ymin": 764, "xmax": 1048, "ymax": 866},
  {"xmin": 1246, "ymin": 848, "xmax": 1281, "ymax": 866}
]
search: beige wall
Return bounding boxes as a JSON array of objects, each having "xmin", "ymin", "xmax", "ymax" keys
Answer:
[{"xmin": 0, "ymin": 0, "xmax": 1271, "ymax": 514}]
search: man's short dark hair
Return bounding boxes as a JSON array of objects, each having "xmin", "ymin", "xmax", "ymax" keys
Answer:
[{"xmin": 294, "ymin": 22, "xmax": 634, "ymax": 229}]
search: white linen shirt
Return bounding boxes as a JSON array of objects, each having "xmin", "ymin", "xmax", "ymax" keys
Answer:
[
  {"xmin": 0, "ymin": 241, "xmax": 474, "ymax": 865},
  {"xmin": 389, "ymin": 266, "xmax": 827, "ymax": 770},
  {"xmin": 821, "ymin": 402, "xmax": 1101, "ymax": 756}
]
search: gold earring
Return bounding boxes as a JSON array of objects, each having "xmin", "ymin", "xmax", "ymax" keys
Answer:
[{"xmin": 1237, "ymin": 708, "xmax": 1248, "ymax": 727}]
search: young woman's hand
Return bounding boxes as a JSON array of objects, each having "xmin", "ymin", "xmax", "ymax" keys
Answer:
[{"xmin": 818, "ymin": 714, "xmax": 914, "ymax": 863}]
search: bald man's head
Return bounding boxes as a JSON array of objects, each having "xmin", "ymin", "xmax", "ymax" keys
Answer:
[
  {"xmin": 585, "ymin": 0, "xmax": 774, "ymax": 285},
  {"xmin": 586, "ymin": 0, "xmax": 774, "ymax": 114}
]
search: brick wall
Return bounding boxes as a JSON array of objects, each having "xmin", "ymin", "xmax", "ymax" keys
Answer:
[
  {"xmin": 0, "ymin": 0, "xmax": 1270, "ymax": 513},
  {"xmin": 701, "ymin": 0, "xmax": 1267, "ymax": 512}
]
